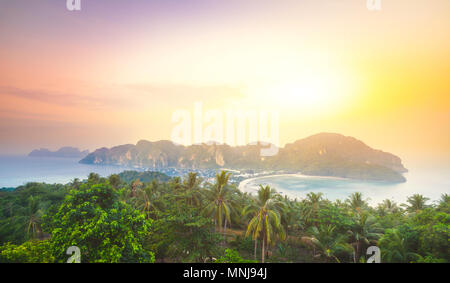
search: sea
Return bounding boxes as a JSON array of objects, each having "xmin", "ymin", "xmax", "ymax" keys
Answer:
[
  {"xmin": 239, "ymin": 163, "xmax": 450, "ymax": 206},
  {"xmin": 0, "ymin": 155, "xmax": 449, "ymax": 206},
  {"xmin": 0, "ymin": 155, "xmax": 129, "ymax": 188}
]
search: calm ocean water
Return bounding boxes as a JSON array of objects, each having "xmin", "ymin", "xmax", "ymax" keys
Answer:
[
  {"xmin": 0, "ymin": 155, "xmax": 130, "ymax": 188},
  {"xmin": 1, "ymin": 155, "xmax": 449, "ymax": 206},
  {"xmin": 239, "ymin": 164, "xmax": 450, "ymax": 206}
]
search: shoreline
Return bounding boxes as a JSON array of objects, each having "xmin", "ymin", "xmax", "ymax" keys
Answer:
[{"xmin": 237, "ymin": 173, "xmax": 350, "ymax": 195}]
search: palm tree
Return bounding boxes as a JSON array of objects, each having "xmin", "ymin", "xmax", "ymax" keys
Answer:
[
  {"xmin": 378, "ymin": 229, "xmax": 420, "ymax": 262},
  {"xmin": 280, "ymin": 195, "xmax": 301, "ymax": 236},
  {"xmin": 242, "ymin": 204, "xmax": 260, "ymax": 260},
  {"xmin": 377, "ymin": 199, "xmax": 400, "ymax": 216},
  {"xmin": 233, "ymin": 190, "xmax": 253, "ymax": 228},
  {"xmin": 382, "ymin": 199, "xmax": 399, "ymax": 212},
  {"xmin": 243, "ymin": 185, "xmax": 285, "ymax": 263},
  {"xmin": 334, "ymin": 199, "xmax": 345, "ymax": 208},
  {"xmin": 302, "ymin": 192, "xmax": 323, "ymax": 227},
  {"xmin": 134, "ymin": 185, "xmax": 160, "ymax": 219},
  {"xmin": 204, "ymin": 171, "xmax": 235, "ymax": 233},
  {"xmin": 301, "ymin": 225, "xmax": 352, "ymax": 263},
  {"xmin": 25, "ymin": 196, "xmax": 43, "ymax": 240},
  {"xmin": 346, "ymin": 192, "xmax": 369, "ymax": 214},
  {"xmin": 170, "ymin": 176, "xmax": 183, "ymax": 192},
  {"xmin": 439, "ymin": 193, "xmax": 449, "ymax": 204},
  {"xmin": 348, "ymin": 212, "xmax": 382, "ymax": 262},
  {"xmin": 182, "ymin": 172, "xmax": 203, "ymax": 208},
  {"xmin": 70, "ymin": 178, "xmax": 81, "ymax": 189},
  {"xmin": 437, "ymin": 193, "xmax": 449, "ymax": 213},
  {"xmin": 87, "ymin": 172, "xmax": 101, "ymax": 184},
  {"xmin": 131, "ymin": 178, "xmax": 143, "ymax": 197},
  {"xmin": 403, "ymin": 194, "xmax": 429, "ymax": 213}
]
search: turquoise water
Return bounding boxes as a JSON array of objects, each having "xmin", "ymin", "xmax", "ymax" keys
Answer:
[
  {"xmin": 0, "ymin": 155, "xmax": 129, "ymax": 187},
  {"xmin": 240, "ymin": 165, "xmax": 450, "ymax": 205},
  {"xmin": 1, "ymin": 155, "xmax": 448, "ymax": 206}
]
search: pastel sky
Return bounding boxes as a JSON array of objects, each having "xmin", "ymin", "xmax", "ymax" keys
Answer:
[{"xmin": 0, "ymin": 0, "xmax": 449, "ymax": 164}]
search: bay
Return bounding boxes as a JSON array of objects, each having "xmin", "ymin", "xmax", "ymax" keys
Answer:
[
  {"xmin": 239, "ymin": 163, "xmax": 450, "ymax": 205},
  {"xmin": 1, "ymin": 155, "xmax": 448, "ymax": 206}
]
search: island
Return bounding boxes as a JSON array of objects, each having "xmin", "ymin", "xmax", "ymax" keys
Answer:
[
  {"xmin": 80, "ymin": 133, "xmax": 408, "ymax": 183},
  {"xmin": 29, "ymin": 147, "xmax": 89, "ymax": 158}
]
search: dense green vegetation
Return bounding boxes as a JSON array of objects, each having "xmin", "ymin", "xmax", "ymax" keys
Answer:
[
  {"xmin": 118, "ymin": 170, "xmax": 171, "ymax": 184},
  {"xmin": 0, "ymin": 171, "xmax": 448, "ymax": 263}
]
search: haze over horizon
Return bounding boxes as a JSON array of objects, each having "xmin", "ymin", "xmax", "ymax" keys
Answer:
[{"xmin": 1, "ymin": 0, "xmax": 449, "ymax": 164}]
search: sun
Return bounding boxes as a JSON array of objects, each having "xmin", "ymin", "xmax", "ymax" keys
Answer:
[
  {"xmin": 245, "ymin": 67, "xmax": 356, "ymax": 115},
  {"xmin": 269, "ymin": 77, "xmax": 334, "ymax": 108}
]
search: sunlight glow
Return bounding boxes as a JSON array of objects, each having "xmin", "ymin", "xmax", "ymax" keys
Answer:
[{"xmin": 244, "ymin": 67, "xmax": 357, "ymax": 115}]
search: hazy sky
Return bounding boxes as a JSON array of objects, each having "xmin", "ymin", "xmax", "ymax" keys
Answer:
[{"xmin": 0, "ymin": 0, "xmax": 449, "ymax": 164}]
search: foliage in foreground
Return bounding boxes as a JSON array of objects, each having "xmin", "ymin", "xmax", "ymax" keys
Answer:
[
  {"xmin": 0, "ymin": 171, "xmax": 448, "ymax": 263},
  {"xmin": 42, "ymin": 182, "xmax": 154, "ymax": 263}
]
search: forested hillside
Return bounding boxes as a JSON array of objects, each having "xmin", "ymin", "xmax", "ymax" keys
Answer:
[{"xmin": 0, "ymin": 171, "xmax": 448, "ymax": 263}]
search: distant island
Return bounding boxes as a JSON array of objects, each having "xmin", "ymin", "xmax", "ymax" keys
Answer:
[
  {"xmin": 29, "ymin": 147, "xmax": 89, "ymax": 158},
  {"xmin": 80, "ymin": 133, "xmax": 408, "ymax": 183}
]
